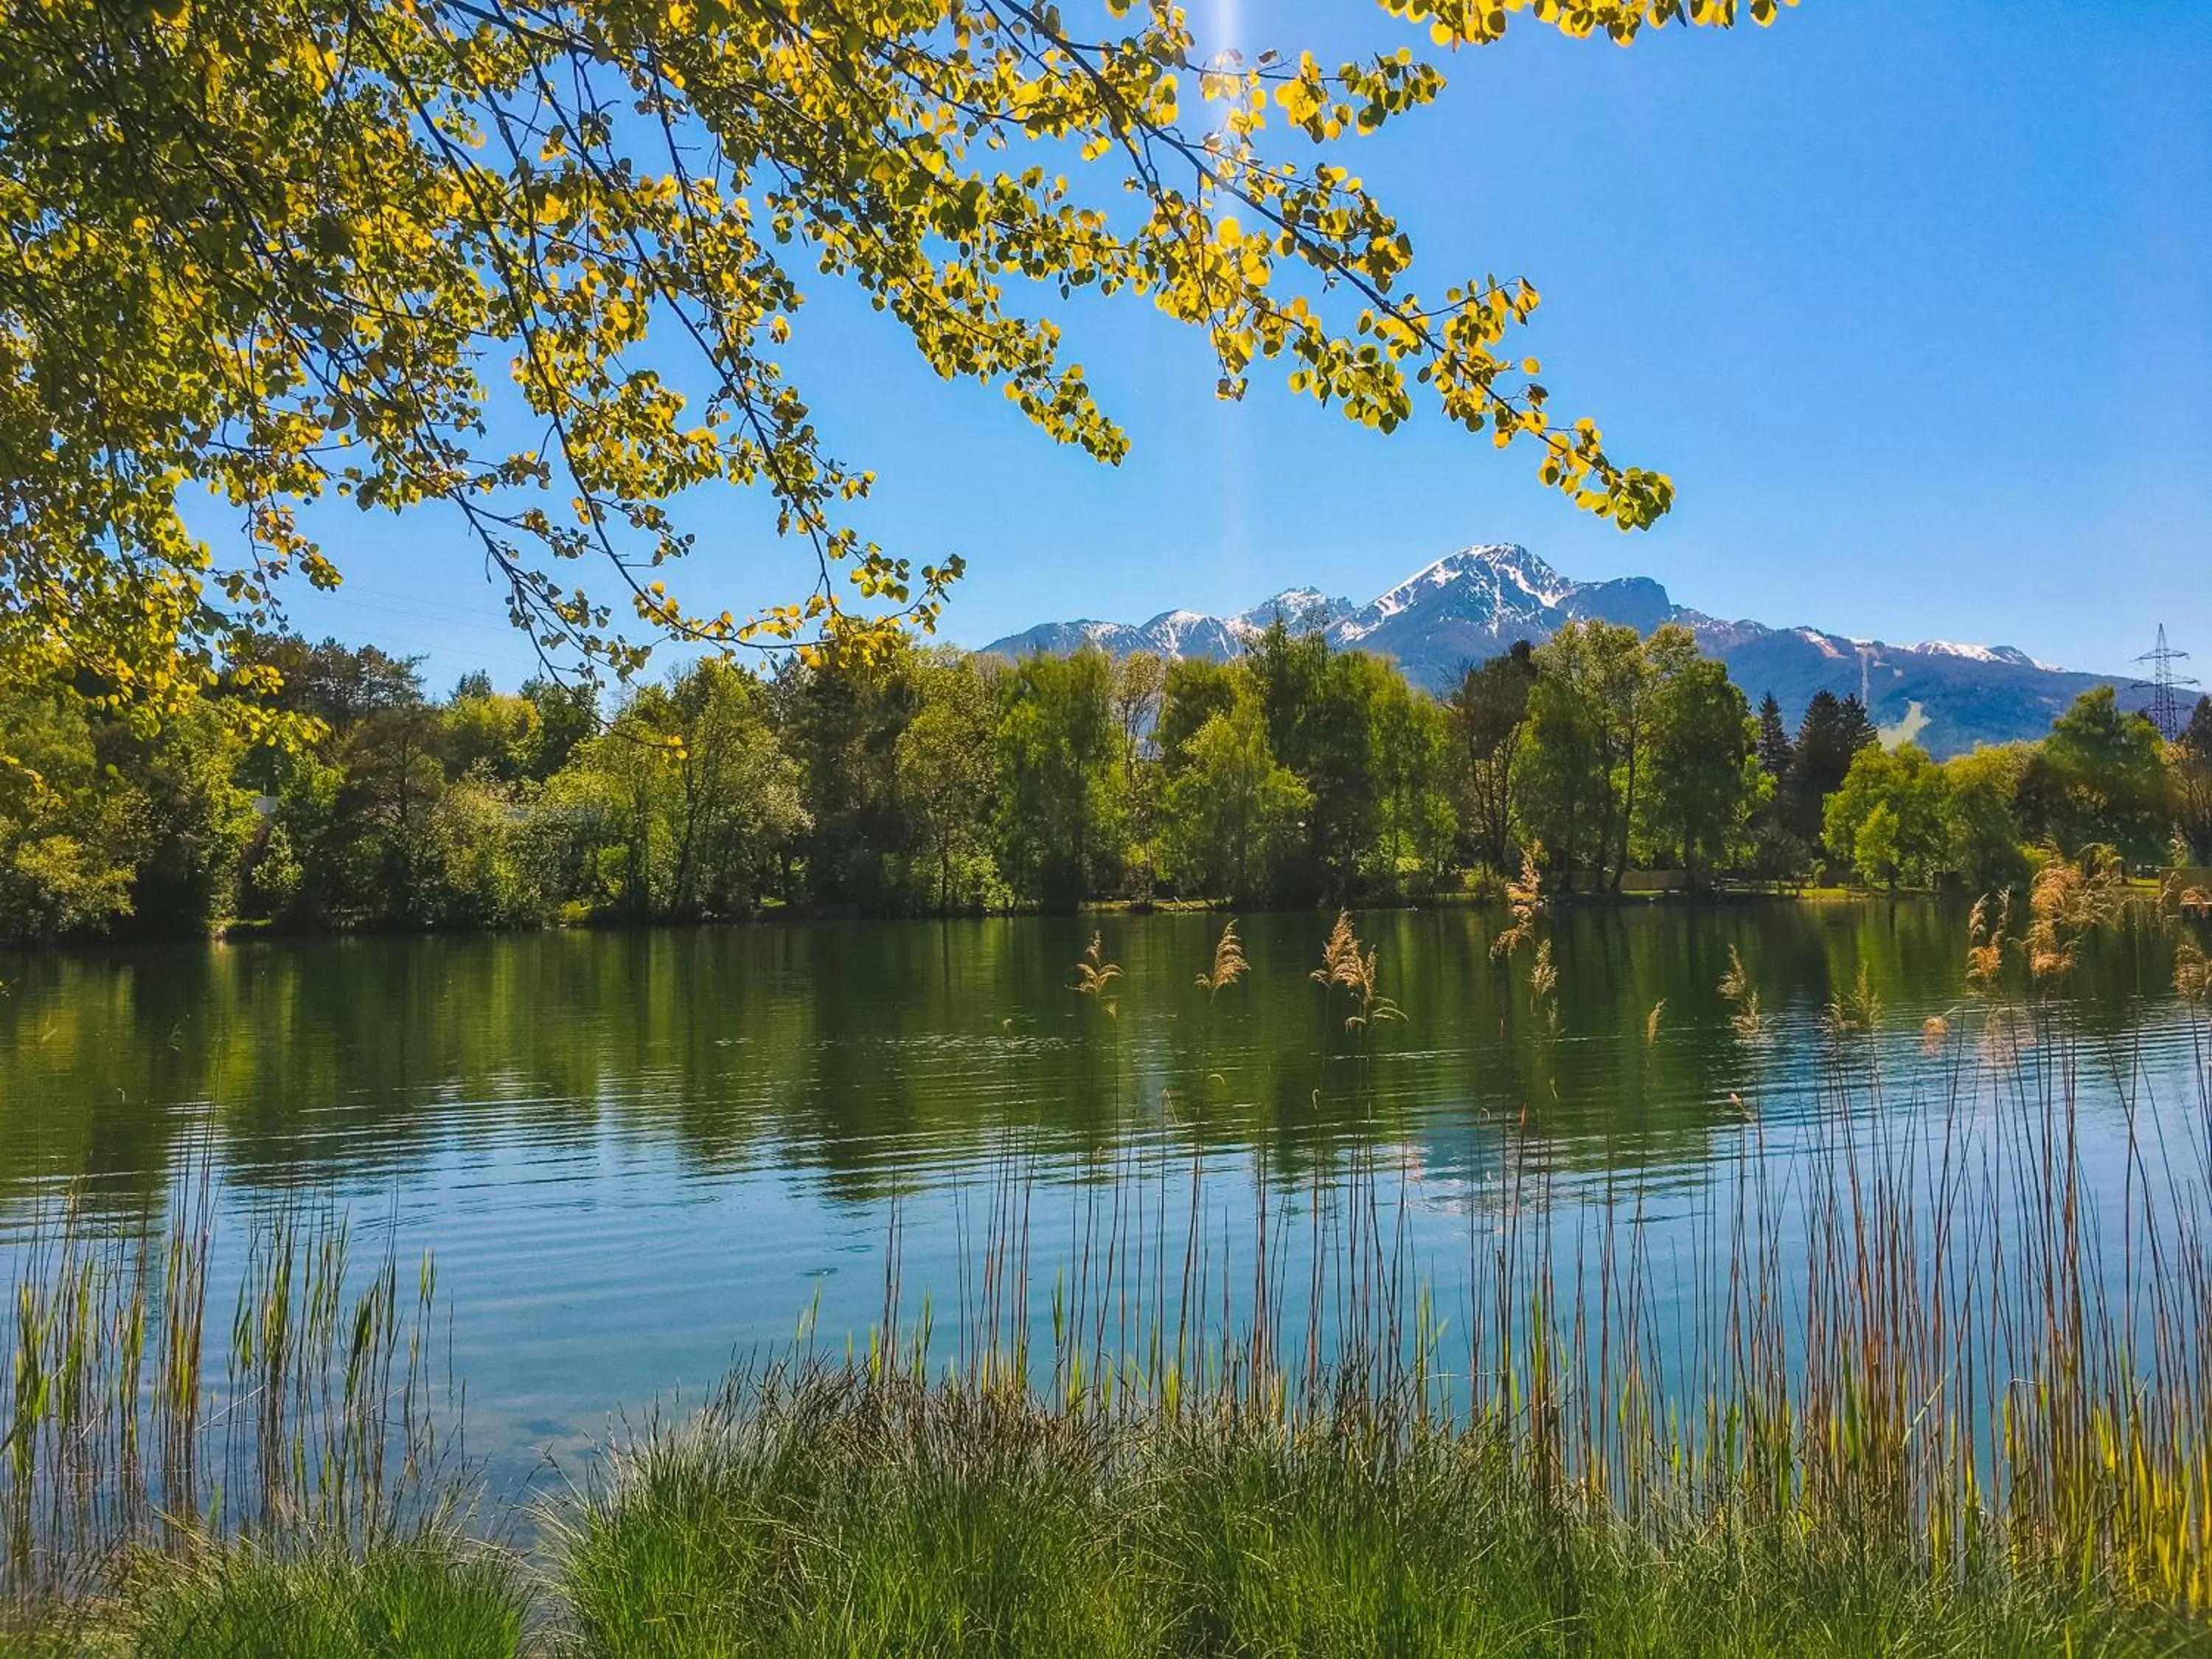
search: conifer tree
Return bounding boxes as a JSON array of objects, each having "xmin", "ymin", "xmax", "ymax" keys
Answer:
[
  {"xmin": 1837, "ymin": 694, "xmax": 1879, "ymax": 759},
  {"xmin": 1756, "ymin": 692, "xmax": 1794, "ymax": 780},
  {"xmin": 1784, "ymin": 689, "xmax": 1878, "ymax": 846}
]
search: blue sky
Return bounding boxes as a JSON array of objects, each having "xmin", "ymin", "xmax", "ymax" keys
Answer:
[{"xmin": 282, "ymin": 0, "xmax": 2210, "ymax": 692}]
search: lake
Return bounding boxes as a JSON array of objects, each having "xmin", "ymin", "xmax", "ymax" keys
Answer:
[{"xmin": 2, "ymin": 901, "xmax": 2204, "ymax": 1496}]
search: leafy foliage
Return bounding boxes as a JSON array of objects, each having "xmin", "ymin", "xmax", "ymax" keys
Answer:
[
  {"xmin": 1445, "ymin": 640, "xmax": 1536, "ymax": 872},
  {"xmin": 2, "ymin": 624, "xmax": 2203, "ymax": 942},
  {"xmin": 1783, "ymin": 689, "xmax": 1877, "ymax": 851},
  {"xmin": 997, "ymin": 648, "xmax": 1123, "ymax": 911},
  {"xmin": 0, "ymin": 0, "xmax": 1795, "ymax": 726},
  {"xmin": 1636, "ymin": 630, "xmax": 1761, "ymax": 880},
  {"xmin": 1157, "ymin": 682, "xmax": 1311, "ymax": 905},
  {"xmin": 1822, "ymin": 743, "xmax": 1947, "ymax": 891},
  {"xmin": 2178, "ymin": 697, "xmax": 2212, "ymax": 865},
  {"xmin": 1513, "ymin": 620, "xmax": 1762, "ymax": 889},
  {"xmin": 2023, "ymin": 686, "xmax": 2175, "ymax": 863}
]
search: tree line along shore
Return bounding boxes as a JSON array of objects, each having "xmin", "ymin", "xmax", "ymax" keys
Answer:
[{"xmin": 2, "ymin": 617, "xmax": 2208, "ymax": 945}]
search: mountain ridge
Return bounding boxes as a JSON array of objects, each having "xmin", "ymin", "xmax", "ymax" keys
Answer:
[{"xmin": 980, "ymin": 543, "xmax": 2126, "ymax": 759}]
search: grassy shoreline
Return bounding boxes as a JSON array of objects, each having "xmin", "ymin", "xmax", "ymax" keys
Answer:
[{"xmin": 15, "ymin": 1385, "xmax": 2198, "ymax": 1658}]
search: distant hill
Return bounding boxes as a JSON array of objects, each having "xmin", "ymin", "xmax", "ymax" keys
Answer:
[{"xmin": 980, "ymin": 543, "xmax": 2128, "ymax": 759}]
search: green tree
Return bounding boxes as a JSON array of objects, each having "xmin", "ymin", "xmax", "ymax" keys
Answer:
[
  {"xmin": 657, "ymin": 662, "xmax": 807, "ymax": 918},
  {"xmin": 0, "ymin": 686, "xmax": 144, "ymax": 939},
  {"xmin": 333, "ymin": 703, "xmax": 450, "ymax": 923},
  {"xmin": 1158, "ymin": 686, "xmax": 1312, "ymax": 905},
  {"xmin": 1756, "ymin": 691, "xmax": 1794, "ymax": 780},
  {"xmin": 1371, "ymin": 673, "xmax": 1457, "ymax": 896},
  {"xmin": 417, "ymin": 774, "xmax": 540, "ymax": 928},
  {"xmin": 1638, "ymin": 636, "xmax": 1759, "ymax": 883},
  {"xmin": 776, "ymin": 647, "xmax": 919, "ymax": 907},
  {"xmin": 1446, "ymin": 642, "xmax": 1537, "ymax": 872},
  {"xmin": 1823, "ymin": 743, "xmax": 1947, "ymax": 891},
  {"xmin": 1250, "ymin": 635, "xmax": 1399, "ymax": 901},
  {"xmin": 1245, "ymin": 621, "xmax": 1337, "ymax": 896},
  {"xmin": 246, "ymin": 745, "xmax": 347, "ymax": 929},
  {"xmin": 232, "ymin": 636, "xmax": 425, "ymax": 740},
  {"xmin": 520, "ymin": 678, "xmax": 601, "ymax": 782},
  {"xmin": 1837, "ymin": 695, "xmax": 1879, "ymax": 758},
  {"xmin": 1788, "ymin": 689, "xmax": 1877, "ymax": 852},
  {"xmin": 997, "ymin": 648, "xmax": 1122, "ymax": 910},
  {"xmin": 1938, "ymin": 745, "xmax": 2031, "ymax": 896},
  {"xmin": 2024, "ymin": 686, "xmax": 2175, "ymax": 863},
  {"xmin": 226, "ymin": 636, "xmax": 431, "ymax": 922},
  {"xmin": 442, "ymin": 690, "xmax": 543, "ymax": 784},
  {"xmin": 518, "ymin": 762, "xmax": 626, "ymax": 918},
  {"xmin": 894, "ymin": 653, "xmax": 1002, "ymax": 913},
  {"xmin": 1156, "ymin": 659, "xmax": 1248, "ymax": 776},
  {"xmin": 1745, "ymin": 692, "xmax": 1812, "ymax": 882},
  {"xmin": 2176, "ymin": 696, "xmax": 2212, "ymax": 864},
  {"xmin": 3, "ymin": 0, "xmax": 1751, "ymax": 715},
  {"xmin": 105, "ymin": 700, "xmax": 257, "ymax": 936},
  {"xmin": 577, "ymin": 661, "xmax": 807, "ymax": 919},
  {"xmin": 1112, "ymin": 654, "xmax": 1169, "ymax": 901},
  {"xmin": 1515, "ymin": 620, "xmax": 1654, "ymax": 888},
  {"xmin": 1159, "ymin": 659, "xmax": 1248, "ymax": 779}
]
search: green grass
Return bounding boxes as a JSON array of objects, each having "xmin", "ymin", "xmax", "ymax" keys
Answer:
[
  {"xmin": 4, "ymin": 1441, "xmax": 2183, "ymax": 1659},
  {"xmin": 97, "ymin": 1534, "xmax": 524, "ymax": 1659},
  {"xmin": 0, "ymin": 1533, "xmax": 524, "ymax": 1659},
  {"xmin": 546, "ymin": 1373, "xmax": 2197, "ymax": 1658}
]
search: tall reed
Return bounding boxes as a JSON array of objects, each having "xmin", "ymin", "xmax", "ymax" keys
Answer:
[
  {"xmin": 1, "ymin": 1166, "xmax": 453, "ymax": 1608},
  {"xmin": 571, "ymin": 877, "xmax": 2212, "ymax": 1641}
]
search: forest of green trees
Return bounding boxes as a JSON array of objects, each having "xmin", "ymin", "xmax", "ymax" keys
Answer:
[{"xmin": 1, "ymin": 618, "xmax": 2208, "ymax": 944}]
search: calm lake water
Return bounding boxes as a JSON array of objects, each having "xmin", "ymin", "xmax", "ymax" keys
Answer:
[{"xmin": 2, "ymin": 902, "xmax": 2205, "ymax": 1493}]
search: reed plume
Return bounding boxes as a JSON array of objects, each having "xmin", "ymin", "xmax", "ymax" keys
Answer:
[
  {"xmin": 1071, "ymin": 932, "xmax": 1121, "ymax": 1018},
  {"xmin": 1965, "ymin": 891, "xmax": 2009, "ymax": 990},
  {"xmin": 1824, "ymin": 961, "xmax": 1882, "ymax": 1035},
  {"xmin": 1194, "ymin": 920, "xmax": 1247, "ymax": 995},
  {"xmin": 1718, "ymin": 945, "xmax": 1763, "ymax": 1040},
  {"xmin": 1526, "ymin": 937, "xmax": 1557, "ymax": 1020},
  {"xmin": 1490, "ymin": 844, "xmax": 1545, "ymax": 961},
  {"xmin": 1312, "ymin": 911, "xmax": 1403, "ymax": 1034},
  {"xmin": 2024, "ymin": 845, "xmax": 2122, "ymax": 987}
]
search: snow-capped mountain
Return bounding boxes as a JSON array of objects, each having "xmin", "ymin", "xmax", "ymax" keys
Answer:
[
  {"xmin": 980, "ymin": 543, "xmax": 2126, "ymax": 758},
  {"xmin": 1001, "ymin": 587, "xmax": 1358, "ymax": 661}
]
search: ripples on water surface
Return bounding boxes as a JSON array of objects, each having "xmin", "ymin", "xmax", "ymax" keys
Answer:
[{"xmin": 2, "ymin": 902, "xmax": 2205, "ymax": 1489}]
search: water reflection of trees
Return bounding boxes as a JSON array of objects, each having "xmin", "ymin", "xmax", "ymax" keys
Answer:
[{"xmin": 0, "ymin": 900, "xmax": 2185, "ymax": 1221}]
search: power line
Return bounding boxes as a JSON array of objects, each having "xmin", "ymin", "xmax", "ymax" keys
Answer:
[{"xmin": 2132, "ymin": 625, "xmax": 2198, "ymax": 742}]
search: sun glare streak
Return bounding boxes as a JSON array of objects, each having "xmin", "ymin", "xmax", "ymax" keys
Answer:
[{"xmin": 1202, "ymin": 0, "xmax": 1253, "ymax": 588}]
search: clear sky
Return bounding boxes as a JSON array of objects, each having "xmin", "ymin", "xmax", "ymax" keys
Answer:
[{"xmin": 282, "ymin": 0, "xmax": 2211, "ymax": 693}]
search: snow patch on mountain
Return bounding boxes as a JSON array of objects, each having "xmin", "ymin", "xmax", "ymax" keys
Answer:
[
  {"xmin": 1237, "ymin": 587, "xmax": 1354, "ymax": 631},
  {"xmin": 979, "ymin": 543, "xmax": 2121, "ymax": 757},
  {"xmin": 1797, "ymin": 629, "xmax": 1845, "ymax": 660},
  {"xmin": 1910, "ymin": 640, "xmax": 2057, "ymax": 672}
]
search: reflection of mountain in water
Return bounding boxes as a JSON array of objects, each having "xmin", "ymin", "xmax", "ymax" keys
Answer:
[{"xmin": 983, "ymin": 543, "xmax": 2126, "ymax": 758}]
